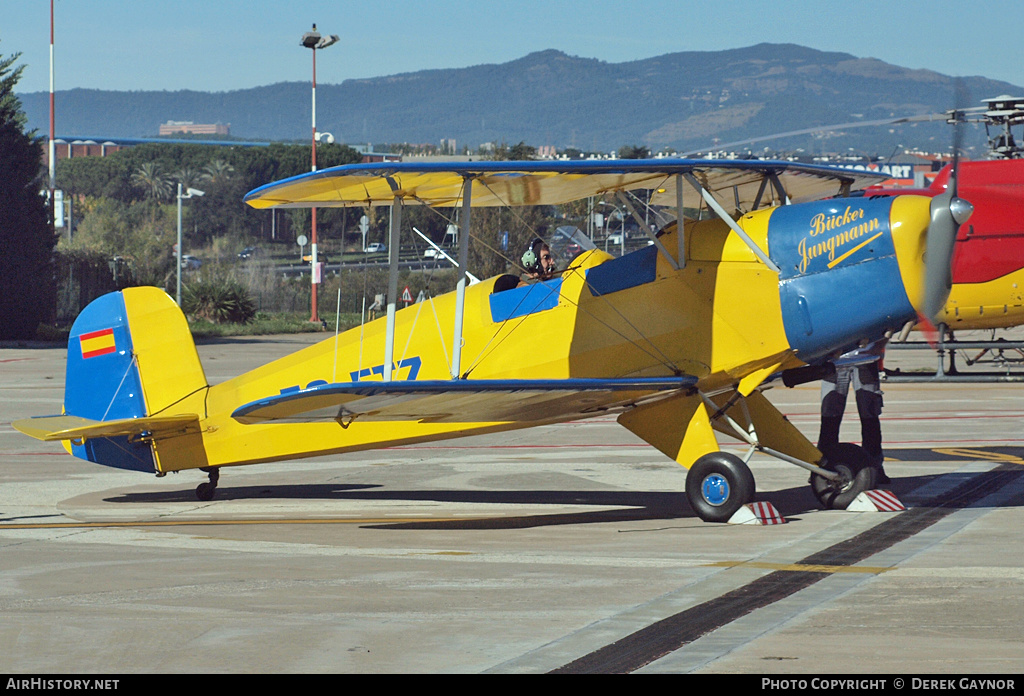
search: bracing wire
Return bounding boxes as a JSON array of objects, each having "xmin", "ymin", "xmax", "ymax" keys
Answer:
[
  {"xmin": 461, "ymin": 180, "xmax": 684, "ymax": 376},
  {"xmin": 398, "ymin": 179, "xmax": 687, "ymax": 379}
]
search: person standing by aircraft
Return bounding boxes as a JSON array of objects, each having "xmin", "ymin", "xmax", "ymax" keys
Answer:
[{"xmin": 817, "ymin": 338, "xmax": 890, "ymax": 484}]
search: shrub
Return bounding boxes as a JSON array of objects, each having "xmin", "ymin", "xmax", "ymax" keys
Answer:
[{"xmin": 182, "ymin": 278, "xmax": 257, "ymax": 324}]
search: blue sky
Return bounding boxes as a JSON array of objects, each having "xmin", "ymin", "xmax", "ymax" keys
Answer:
[{"xmin": 6, "ymin": 0, "xmax": 1024, "ymax": 95}]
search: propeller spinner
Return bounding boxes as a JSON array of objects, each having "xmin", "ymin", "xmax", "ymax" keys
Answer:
[{"xmin": 922, "ymin": 181, "xmax": 974, "ymax": 321}]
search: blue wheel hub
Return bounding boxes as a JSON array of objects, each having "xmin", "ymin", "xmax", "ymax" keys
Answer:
[{"xmin": 701, "ymin": 473, "xmax": 730, "ymax": 507}]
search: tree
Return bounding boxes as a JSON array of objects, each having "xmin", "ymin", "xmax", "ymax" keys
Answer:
[
  {"xmin": 202, "ymin": 159, "xmax": 234, "ymax": 185},
  {"xmin": 0, "ymin": 48, "xmax": 55, "ymax": 339},
  {"xmin": 472, "ymin": 141, "xmax": 546, "ymax": 276},
  {"xmin": 490, "ymin": 141, "xmax": 537, "ymax": 161},
  {"xmin": 62, "ymin": 197, "xmax": 173, "ymax": 287},
  {"xmin": 173, "ymin": 165, "xmax": 206, "ymax": 191},
  {"xmin": 618, "ymin": 144, "xmax": 651, "ymax": 159},
  {"xmin": 130, "ymin": 162, "xmax": 173, "ymax": 203}
]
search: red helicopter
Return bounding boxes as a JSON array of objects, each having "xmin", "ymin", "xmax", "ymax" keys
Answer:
[
  {"xmin": 866, "ymin": 96, "xmax": 1024, "ymax": 335},
  {"xmin": 835, "ymin": 95, "xmax": 1024, "ymax": 345},
  {"xmin": 691, "ymin": 94, "xmax": 1024, "ymax": 371},
  {"xmin": 843, "ymin": 95, "xmax": 1024, "ymax": 378}
]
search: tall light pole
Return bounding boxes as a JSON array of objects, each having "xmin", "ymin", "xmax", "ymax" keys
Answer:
[
  {"xmin": 300, "ymin": 24, "xmax": 339, "ymax": 324},
  {"xmin": 48, "ymin": 0, "xmax": 56, "ymax": 227},
  {"xmin": 176, "ymin": 183, "xmax": 204, "ymax": 307}
]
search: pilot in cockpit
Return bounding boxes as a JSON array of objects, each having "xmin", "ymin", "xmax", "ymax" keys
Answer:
[{"xmin": 519, "ymin": 238, "xmax": 558, "ymax": 286}]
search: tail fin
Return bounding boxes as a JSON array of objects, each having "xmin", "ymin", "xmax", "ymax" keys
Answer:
[{"xmin": 62, "ymin": 287, "xmax": 208, "ymax": 472}]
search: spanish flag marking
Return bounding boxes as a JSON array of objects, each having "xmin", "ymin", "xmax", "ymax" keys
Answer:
[{"xmin": 80, "ymin": 328, "xmax": 116, "ymax": 359}]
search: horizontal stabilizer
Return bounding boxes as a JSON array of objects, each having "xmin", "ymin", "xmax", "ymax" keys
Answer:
[
  {"xmin": 13, "ymin": 413, "xmax": 200, "ymax": 443},
  {"xmin": 232, "ymin": 376, "xmax": 697, "ymax": 425}
]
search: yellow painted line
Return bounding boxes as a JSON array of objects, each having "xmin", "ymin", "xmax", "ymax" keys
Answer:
[
  {"xmin": 827, "ymin": 231, "xmax": 884, "ymax": 269},
  {"xmin": 933, "ymin": 447, "xmax": 1024, "ymax": 464},
  {"xmin": 0, "ymin": 516, "xmax": 494, "ymax": 530},
  {"xmin": 708, "ymin": 560, "xmax": 892, "ymax": 575}
]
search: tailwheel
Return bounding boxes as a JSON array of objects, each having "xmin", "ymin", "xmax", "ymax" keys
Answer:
[
  {"xmin": 811, "ymin": 443, "xmax": 876, "ymax": 510},
  {"xmin": 196, "ymin": 467, "xmax": 220, "ymax": 501},
  {"xmin": 685, "ymin": 452, "xmax": 756, "ymax": 523}
]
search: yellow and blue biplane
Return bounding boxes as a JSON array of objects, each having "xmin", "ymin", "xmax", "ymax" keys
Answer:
[{"xmin": 13, "ymin": 159, "xmax": 972, "ymax": 522}]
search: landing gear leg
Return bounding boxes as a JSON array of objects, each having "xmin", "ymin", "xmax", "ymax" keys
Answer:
[
  {"xmin": 811, "ymin": 443, "xmax": 876, "ymax": 509},
  {"xmin": 196, "ymin": 467, "xmax": 220, "ymax": 501},
  {"xmin": 942, "ymin": 325, "xmax": 960, "ymax": 375}
]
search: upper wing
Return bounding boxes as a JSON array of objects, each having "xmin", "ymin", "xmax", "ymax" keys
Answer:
[
  {"xmin": 243, "ymin": 158, "xmax": 886, "ymax": 211},
  {"xmin": 231, "ymin": 376, "xmax": 697, "ymax": 425}
]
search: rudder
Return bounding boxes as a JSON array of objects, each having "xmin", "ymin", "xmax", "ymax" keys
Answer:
[{"xmin": 64, "ymin": 287, "xmax": 208, "ymax": 472}]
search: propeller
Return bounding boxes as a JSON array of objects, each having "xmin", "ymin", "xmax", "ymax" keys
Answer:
[{"xmin": 921, "ymin": 81, "xmax": 975, "ymax": 324}]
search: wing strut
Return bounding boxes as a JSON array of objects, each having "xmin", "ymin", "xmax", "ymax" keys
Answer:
[
  {"xmin": 769, "ymin": 173, "xmax": 791, "ymax": 205},
  {"xmin": 676, "ymin": 175, "xmax": 686, "ymax": 269},
  {"xmin": 683, "ymin": 173, "xmax": 781, "ymax": 274},
  {"xmin": 615, "ymin": 191, "xmax": 679, "ymax": 270},
  {"xmin": 451, "ymin": 177, "xmax": 473, "ymax": 379},
  {"xmin": 384, "ymin": 195, "xmax": 403, "ymax": 380},
  {"xmin": 752, "ymin": 176, "xmax": 769, "ymax": 210}
]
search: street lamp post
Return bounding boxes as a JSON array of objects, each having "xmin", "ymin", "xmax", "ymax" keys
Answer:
[
  {"xmin": 176, "ymin": 183, "xmax": 204, "ymax": 307},
  {"xmin": 300, "ymin": 24, "xmax": 339, "ymax": 324},
  {"xmin": 598, "ymin": 200, "xmax": 626, "ymax": 256}
]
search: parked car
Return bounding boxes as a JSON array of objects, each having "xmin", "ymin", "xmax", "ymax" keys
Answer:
[
  {"xmin": 302, "ymin": 252, "xmax": 330, "ymax": 264},
  {"xmin": 180, "ymin": 254, "xmax": 202, "ymax": 270},
  {"xmin": 423, "ymin": 248, "xmax": 442, "ymax": 259},
  {"xmin": 237, "ymin": 246, "xmax": 263, "ymax": 260},
  {"xmin": 364, "ymin": 243, "xmax": 386, "ymax": 253}
]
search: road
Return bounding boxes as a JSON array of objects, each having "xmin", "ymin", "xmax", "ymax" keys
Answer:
[{"xmin": 1, "ymin": 335, "xmax": 1022, "ymax": 674}]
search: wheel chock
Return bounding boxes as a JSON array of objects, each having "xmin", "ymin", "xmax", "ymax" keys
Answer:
[
  {"xmin": 728, "ymin": 501, "xmax": 786, "ymax": 525},
  {"xmin": 846, "ymin": 489, "xmax": 906, "ymax": 512}
]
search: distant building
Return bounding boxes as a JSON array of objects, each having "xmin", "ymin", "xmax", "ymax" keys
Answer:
[
  {"xmin": 405, "ymin": 154, "xmax": 478, "ymax": 163},
  {"xmin": 39, "ymin": 134, "xmax": 270, "ymax": 167},
  {"xmin": 48, "ymin": 139, "xmax": 126, "ymax": 161},
  {"xmin": 359, "ymin": 151, "xmax": 402, "ymax": 163},
  {"xmin": 351, "ymin": 143, "xmax": 402, "ymax": 163},
  {"xmin": 159, "ymin": 121, "xmax": 230, "ymax": 136}
]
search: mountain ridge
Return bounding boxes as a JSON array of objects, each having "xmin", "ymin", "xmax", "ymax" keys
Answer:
[{"xmin": 17, "ymin": 43, "xmax": 1021, "ymax": 154}]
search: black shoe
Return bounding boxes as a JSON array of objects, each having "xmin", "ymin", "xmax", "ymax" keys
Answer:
[{"xmin": 874, "ymin": 465, "xmax": 891, "ymax": 486}]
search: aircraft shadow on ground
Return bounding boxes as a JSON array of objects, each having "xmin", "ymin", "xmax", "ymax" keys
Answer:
[
  {"xmin": 112, "ymin": 485, "xmax": 697, "ymax": 528},
  {"xmin": 101, "ymin": 464, "xmax": 1024, "ymax": 531}
]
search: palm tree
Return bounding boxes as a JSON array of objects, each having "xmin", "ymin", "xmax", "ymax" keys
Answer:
[
  {"xmin": 130, "ymin": 162, "xmax": 172, "ymax": 203},
  {"xmin": 130, "ymin": 162, "xmax": 172, "ymax": 226},
  {"xmin": 202, "ymin": 159, "xmax": 235, "ymax": 185},
  {"xmin": 174, "ymin": 166, "xmax": 205, "ymax": 191}
]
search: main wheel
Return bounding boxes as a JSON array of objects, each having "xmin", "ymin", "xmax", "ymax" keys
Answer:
[
  {"xmin": 685, "ymin": 452, "xmax": 756, "ymax": 523},
  {"xmin": 811, "ymin": 443, "xmax": 877, "ymax": 510}
]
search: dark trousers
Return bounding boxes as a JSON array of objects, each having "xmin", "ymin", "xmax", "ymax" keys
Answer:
[{"xmin": 818, "ymin": 362, "xmax": 883, "ymax": 463}]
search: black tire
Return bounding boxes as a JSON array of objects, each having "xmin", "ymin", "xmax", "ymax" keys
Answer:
[
  {"xmin": 685, "ymin": 452, "xmax": 756, "ymax": 523},
  {"xmin": 196, "ymin": 482, "xmax": 216, "ymax": 501},
  {"xmin": 811, "ymin": 443, "xmax": 877, "ymax": 510}
]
